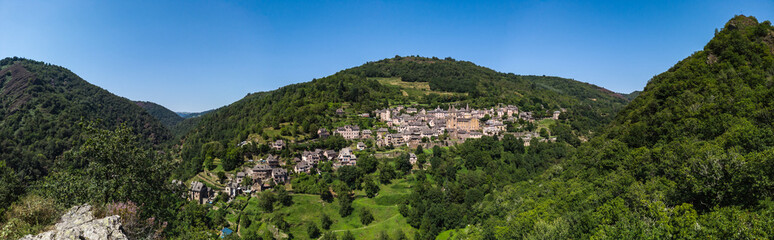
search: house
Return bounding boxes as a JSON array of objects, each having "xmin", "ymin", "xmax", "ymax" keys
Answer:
[
  {"xmin": 295, "ymin": 161, "xmax": 312, "ymax": 173},
  {"xmin": 376, "ymin": 128, "xmax": 389, "ymax": 137},
  {"xmin": 337, "ymin": 147, "xmax": 358, "ymax": 166},
  {"xmin": 317, "ymin": 128, "xmax": 330, "ymax": 139},
  {"xmin": 271, "ymin": 140, "xmax": 285, "ymax": 150},
  {"xmin": 302, "ymin": 151, "xmax": 321, "ymax": 164},
  {"xmin": 409, "ymin": 153, "xmax": 418, "ymax": 165},
  {"xmin": 236, "ymin": 172, "xmax": 245, "ymax": 184},
  {"xmin": 468, "ymin": 131, "xmax": 483, "ymax": 139},
  {"xmin": 225, "ymin": 181, "xmax": 242, "ymax": 199},
  {"xmin": 357, "ymin": 142, "xmax": 367, "ymax": 150},
  {"xmin": 359, "ymin": 113, "xmax": 370, "ymax": 118},
  {"xmin": 360, "ymin": 129, "xmax": 373, "ymax": 139},
  {"xmin": 553, "ymin": 111, "xmax": 561, "ymax": 120},
  {"xmin": 189, "ymin": 181, "xmax": 210, "ymax": 204},
  {"xmin": 324, "ymin": 150, "xmax": 337, "ymax": 160},
  {"xmin": 336, "ymin": 108, "xmax": 345, "ymax": 115},
  {"xmin": 266, "ymin": 154, "xmax": 280, "ymax": 167},
  {"xmin": 335, "ymin": 125, "xmax": 361, "ymax": 140},
  {"xmin": 250, "ymin": 164, "xmax": 273, "ymax": 180},
  {"xmin": 272, "ymin": 168, "xmax": 288, "ymax": 184}
]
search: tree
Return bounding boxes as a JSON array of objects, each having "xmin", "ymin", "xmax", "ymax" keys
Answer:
[
  {"xmin": 360, "ymin": 209, "xmax": 374, "ymax": 225},
  {"xmin": 396, "ymin": 154, "xmax": 412, "ymax": 174},
  {"xmin": 357, "ymin": 155, "xmax": 378, "ymax": 174},
  {"xmin": 341, "ymin": 231, "xmax": 355, "ymax": 240},
  {"xmin": 415, "ymin": 145, "xmax": 424, "ymax": 155},
  {"xmin": 222, "ymin": 147, "xmax": 242, "ymax": 171},
  {"xmin": 0, "ymin": 161, "xmax": 21, "ymax": 216},
  {"xmin": 539, "ymin": 128, "xmax": 549, "ymax": 138},
  {"xmin": 365, "ymin": 179, "xmax": 380, "ymax": 198},
  {"xmin": 337, "ymin": 165, "xmax": 362, "ymax": 190},
  {"xmin": 259, "ymin": 191, "xmax": 276, "ymax": 212},
  {"xmin": 58, "ymin": 123, "xmax": 179, "ymax": 218},
  {"xmin": 321, "ymin": 213, "xmax": 333, "ymax": 230},
  {"xmin": 338, "ymin": 193, "xmax": 353, "ymax": 217},
  {"xmin": 276, "ymin": 186, "xmax": 293, "ymax": 206},
  {"xmin": 307, "ymin": 222, "xmax": 321, "ymax": 238},
  {"xmin": 321, "ymin": 188, "xmax": 334, "ymax": 203},
  {"xmin": 379, "ymin": 164, "xmax": 396, "ymax": 184},
  {"xmin": 217, "ymin": 171, "xmax": 227, "ymax": 184}
]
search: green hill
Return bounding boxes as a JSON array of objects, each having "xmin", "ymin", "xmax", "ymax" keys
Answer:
[
  {"xmin": 0, "ymin": 57, "xmax": 172, "ymax": 182},
  {"xmin": 444, "ymin": 15, "xmax": 774, "ymax": 239},
  {"xmin": 135, "ymin": 101, "xmax": 184, "ymax": 129},
  {"xmin": 176, "ymin": 56, "xmax": 630, "ymax": 179}
]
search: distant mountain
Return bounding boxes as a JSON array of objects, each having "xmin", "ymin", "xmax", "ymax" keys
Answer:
[
  {"xmin": 622, "ymin": 90, "xmax": 641, "ymax": 101},
  {"xmin": 134, "ymin": 101, "xmax": 184, "ymax": 129},
  {"xmin": 176, "ymin": 110, "xmax": 213, "ymax": 119},
  {"xmin": 0, "ymin": 57, "xmax": 172, "ymax": 181}
]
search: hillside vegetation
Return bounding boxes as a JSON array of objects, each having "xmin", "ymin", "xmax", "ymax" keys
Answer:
[
  {"xmin": 177, "ymin": 57, "xmax": 630, "ymax": 179},
  {"xmin": 439, "ymin": 15, "xmax": 774, "ymax": 239},
  {"xmin": 0, "ymin": 58, "xmax": 172, "ymax": 183},
  {"xmin": 135, "ymin": 101, "xmax": 185, "ymax": 129}
]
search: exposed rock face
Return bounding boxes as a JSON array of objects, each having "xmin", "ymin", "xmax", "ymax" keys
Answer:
[{"xmin": 20, "ymin": 204, "xmax": 127, "ymax": 240}]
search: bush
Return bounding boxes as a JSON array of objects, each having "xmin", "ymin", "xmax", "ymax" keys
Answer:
[
  {"xmin": 360, "ymin": 209, "xmax": 374, "ymax": 225},
  {"xmin": 307, "ymin": 222, "xmax": 321, "ymax": 238},
  {"xmin": 321, "ymin": 214, "xmax": 333, "ymax": 230}
]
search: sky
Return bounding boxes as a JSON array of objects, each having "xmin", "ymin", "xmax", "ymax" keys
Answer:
[{"xmin": 1, "ymin": 0, "xmax": 773, "ymax": 112}]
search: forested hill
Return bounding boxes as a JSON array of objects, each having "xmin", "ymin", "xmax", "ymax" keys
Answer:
[
  {"xmin": 343, "ymin": 56, "xmax": 630, "ymax": 132},
  {"xmin": 135, "ymin": 101, "xmax": 184, "ymax": 129},
  {"xmin": 454, "ymin": 15, "xmax": 774, "ymax": 239},
  {"xmin": 176, "ymin": 56, "xmax": 630, "ymax": 177},
  {"xmin": 0, "ymin": 57, "xmax": 172, "ymax": 181}
]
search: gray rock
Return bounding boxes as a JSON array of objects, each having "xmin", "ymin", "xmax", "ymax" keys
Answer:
[{"xmin": 19, "ymin": 204, "xmax": 128, "ymax": 240}]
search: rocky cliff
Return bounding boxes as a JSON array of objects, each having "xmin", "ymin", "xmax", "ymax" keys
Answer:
[{"xmin": 20, "ymin": 204, "xmax": 127, "ymax": 240}]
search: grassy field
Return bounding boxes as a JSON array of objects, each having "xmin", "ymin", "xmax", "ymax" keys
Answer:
[
  {"xmin": 237, "ymin": 179, "xmax": 417, "ymax": 239},
  {"xmin": 374, "ymin": 77, "xmax": 464, "ymax": 99}
]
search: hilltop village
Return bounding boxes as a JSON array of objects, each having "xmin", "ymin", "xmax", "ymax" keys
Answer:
[{"xmin": 188, "ymin": 104, "xmax": 563, "ymax": 204}]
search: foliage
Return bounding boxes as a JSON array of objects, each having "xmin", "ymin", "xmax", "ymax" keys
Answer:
[
  {"xmin": 135, "ymin": 101, "xmax": 184, "ymax": 130},
  {"xmin": 307, "ymin": 222, "xmax": 321, "ymax": 238},
  {"xmin": 365, "ymin": 179, "xmax": 380, "ymax": 198},
  {"xmin": 321, "ymin": 213, "xmax": 333, "ymax": 230},
  {"xmin": 338, "ymin": 193, "xmax": 353, "ymax": 217},
  {"xmin": 258, "ymin": 191, "xmax": 276, "ymax": 213},
  {"xmin": 359, "ymin": 209, "xmax": 374, "ymax": 225},
  {"xmin": 0, "ymin": 57, "xmax": 172, "ymax": 202},
  {"xmin": 450, "ymin": 15, "xmax": 774, "ymax": 239}
]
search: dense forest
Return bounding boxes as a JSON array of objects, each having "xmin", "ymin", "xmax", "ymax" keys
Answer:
[
  {"xmin": 135, "ymin": 101, "xmax": 185, "ymax": 129},
  {"xmin": 0, "ymin": 58, "xmax": 172, "ymax": 210},
  {"xmin": 422, "ymin": 15, "xmax": 774, "ymax": 239}
]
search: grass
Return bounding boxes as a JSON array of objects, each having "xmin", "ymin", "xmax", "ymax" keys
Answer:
[
  {"xmin": 238, "ymin": 178, "xmax": 417, "ymax": 239},
  {"xmin": 374, "ymin": 77, "xmax": 464, "ymax": 99}
]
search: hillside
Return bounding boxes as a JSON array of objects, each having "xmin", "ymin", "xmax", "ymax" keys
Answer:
[
  {"xmin": 344, "ymin": 56, "xmax": 629, "ymax": 132},
  {"xmin": 176, "ymin": 110, "xmax": 213, "ymax": 119},
  {"xmin": 135, "ymin": 101, "xmax": 184, "ymax": 129},
  {"xmin": 0, "ymin": 57, "xmax": 172, "ymax": 183},
  {"xmin": 176, "ymin": 56, "xmax": 630, "ymax": 178},
  {"xmin": 445, "ymin": 15, "xmax": 774, "ymax": 239}
]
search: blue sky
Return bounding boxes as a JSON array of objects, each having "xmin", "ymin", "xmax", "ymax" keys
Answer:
[{"xmin": 1, "ymin": 0, "xmax": 773, "ymax": 112}]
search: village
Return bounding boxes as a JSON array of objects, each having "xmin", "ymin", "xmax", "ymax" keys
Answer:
[{"xmin": 188, "ymin": 104, "xmax": 563, "ymax": 204}]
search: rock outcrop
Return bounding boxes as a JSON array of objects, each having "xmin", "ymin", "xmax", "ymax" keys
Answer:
[{"xmin": 20, "ymin": 204, "xmax": 127, "ymax": 240}]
